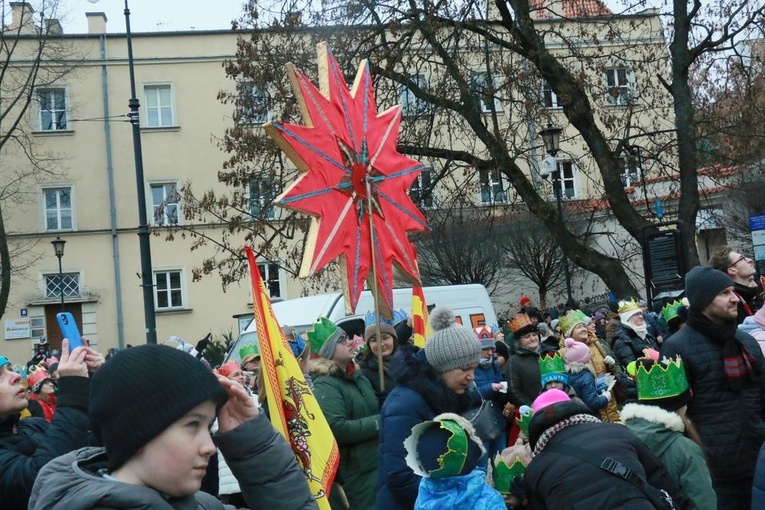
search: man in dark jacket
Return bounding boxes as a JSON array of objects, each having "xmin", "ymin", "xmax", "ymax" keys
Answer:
[
  {"xmin": 524, "ymin": 389, "xmax": 686, "ymax": 509},
  {"xmin": 709, "ymin": 246, "xmax": 762, "ymax": 323},
  {"xmin": 662, "ymin": 266, "xmax": 765, "ymax": 510},
  {"xmin": 0, "ymin": 342, "xmax": 92, "ymax": 509},
  {"xmin": 612, "ymin": 300, "xmax": 660, "ymax": 369}
]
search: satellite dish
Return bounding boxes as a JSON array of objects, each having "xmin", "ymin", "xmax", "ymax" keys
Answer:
[{"xmin": 540, "ymin": 155, "xmax": 557, "ymax": 177}]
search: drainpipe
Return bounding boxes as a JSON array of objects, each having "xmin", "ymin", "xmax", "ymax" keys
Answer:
[{"xmin": 99, "ymin": 34, "xmax": 125, "ymax": 348}]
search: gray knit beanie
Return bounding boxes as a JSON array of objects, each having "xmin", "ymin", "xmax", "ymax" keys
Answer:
[
  {"xmin": 685, "ymin": 266, "xmax": 734, "ymax": 311},
  {"xmin": 424, "ymin": 307, "xmax": 481, "ymax": 373}
]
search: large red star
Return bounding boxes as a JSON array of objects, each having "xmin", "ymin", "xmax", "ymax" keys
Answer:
[{"xmin": 264, "ymin": 43, "xmax": 429, "ymax": 316}]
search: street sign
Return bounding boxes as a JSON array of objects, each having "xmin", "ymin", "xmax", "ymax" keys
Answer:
[
  {"xmin": 753, "ymin": 230, "xmax": 765, "ymax": 246},
  {"xmin": 750, "ymin": 213, "xmax": 765, "ymax": 232},
  {"xmin": 756, "ymin": 245, "xmax": 765, "ymax": 262}
]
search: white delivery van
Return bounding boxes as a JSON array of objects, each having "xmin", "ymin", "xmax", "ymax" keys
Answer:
[{"xmin": 225, "ymin": 284, "xmax": 497, "ymax": 362}]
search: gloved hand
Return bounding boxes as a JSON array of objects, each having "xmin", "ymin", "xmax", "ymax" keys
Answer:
[
  {"xmin": 604, "ymin": 355, "xmax": 616, "ymax": 366},
  {"xmin": 598, "ymin": 390, "xmax": 612, "ymax": 402}
]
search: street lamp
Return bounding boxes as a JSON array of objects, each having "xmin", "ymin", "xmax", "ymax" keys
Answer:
[
  {"xmin": 539, "ymin": 124, "xmax": 575, "ymax": 308},
  {"xmin": 88, "ymin": 0, "xmax": 157, "ymax": 343},
  {"xmin": 51, "ymin": 236, "xmax": 66, "ymax": 310}
]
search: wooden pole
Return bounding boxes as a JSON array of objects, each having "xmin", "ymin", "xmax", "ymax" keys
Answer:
[{"xmin": 365, "ymin": 175, "xmax": 385, "ymax": 392}]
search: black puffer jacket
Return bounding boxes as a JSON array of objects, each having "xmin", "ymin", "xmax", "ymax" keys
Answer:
[
  {"xmin": 661, "ymin": 320, "xmax": 765, "ymax": 481},
  {"xmin": 0, "ymin": 376, "xmax": 90, "ymax": 509},
  {"xmin": 525, "ymin": 400, "xmax": 687, "ymax": 510},
  {"xmin": 612, "ymin": 324, "xmax": 659, "ymax": 369}
]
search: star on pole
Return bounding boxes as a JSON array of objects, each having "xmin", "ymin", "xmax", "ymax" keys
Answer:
[{"xmin": 264, "ymin": 42, "xmax": 429, "ymax": 317}]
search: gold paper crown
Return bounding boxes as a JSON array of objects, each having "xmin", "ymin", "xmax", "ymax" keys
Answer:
[
  {"xmin": 617, "ymin": 299, "xmax": 641, "ymax": 315},
  {"xmin": 508, "ymin": 314, "xmax": 535, "ymax": 335},
  {"xmin": 635, "ymin": 357, "xmax": 689, "ymax": 401},
  {"xmin": 558, "ymin": 309, "xmax": 588, "ymax": 336}
]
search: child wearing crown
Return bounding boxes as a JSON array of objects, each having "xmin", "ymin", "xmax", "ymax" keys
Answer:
[{"xmin": 620, "ymin": 357, "xmax": 715, "ymax": 510}]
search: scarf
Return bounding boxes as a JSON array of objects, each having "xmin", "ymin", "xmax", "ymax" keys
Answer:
[
  {"xmin": 622, "ymin": 320, "xmax": 648, "ymax": 340},
  {"xmin": 687, "ymin": 308, "xmax": 758, "ymax": 391},
  {"xmin": 532, "ymin": 413, "xmax": 602, "ymax": 456}
]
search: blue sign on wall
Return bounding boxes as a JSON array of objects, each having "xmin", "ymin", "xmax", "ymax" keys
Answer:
[{"xmin": 750, "ymin": 213, "xmax": 765, "ymax": 232}]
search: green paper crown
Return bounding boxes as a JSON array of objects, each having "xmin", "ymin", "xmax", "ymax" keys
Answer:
[
  {"xmin": 539, "ymin": 353, "xmax": 565, "ymax": 376},
  {"xmin": 492, "ymin": 454, "xmax": 527, "ymax": 495},
  {"xmin": 306, "ymin": 317, "xmax": 339, "ymax": 354},
  {"xmin": 239, "ymin": 343, "xmax": 260, "ymax": 360},
  {"xmin": 516, "ymin": 407, "xmax": 533, "ymax": 436},
  {"xmin": 558, "ymin": 309, "xmax": 589, "ymax": 336},
  {"xmin": 661, "ymin": 300, "xmax": 684, "ymax": 324},
  {"xmin": 635, "ymin": 357, "xmax": 689, "ymax": 401},
  {"xmin": 426, "ymin": 419, "xmax": 470, "ymax": 479}
]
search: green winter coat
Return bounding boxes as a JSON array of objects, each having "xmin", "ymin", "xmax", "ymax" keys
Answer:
[
  {"xmin": 621, "ymin": 403, "xmax": 716, "ymax": 510},
  {"xmin": 311, "ymin": 359, "xmax": 380, "ymax": 510}
]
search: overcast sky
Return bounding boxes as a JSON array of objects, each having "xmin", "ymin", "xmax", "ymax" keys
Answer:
[{"xmin": 5, "ymin": 0, "xmax": 656, "ymax": 35}]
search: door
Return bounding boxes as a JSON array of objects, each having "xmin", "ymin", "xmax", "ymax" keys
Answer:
[{"xmin": 45, "ymin": 303, "xmax": 83, "ymax": 353}]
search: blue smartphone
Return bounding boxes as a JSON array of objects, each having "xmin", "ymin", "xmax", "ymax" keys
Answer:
[{"xmin": 56, "ymin": 312, "xmax": 85, "ymax": 350}]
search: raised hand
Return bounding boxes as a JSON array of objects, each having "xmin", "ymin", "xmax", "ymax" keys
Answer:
[
  {"xmin": 215, "ymin": 373, "xmax": 259, "ymax": 434},
  {"xmin": 57, "ymin": 339, "xmax": 89, "ymax": 378}
]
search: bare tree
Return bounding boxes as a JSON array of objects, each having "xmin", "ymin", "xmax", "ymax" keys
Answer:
[
  {"xmin": 179, "ymin": 0, "xmax": 763, "ymax": 299},
  {"xmin": 0, "ymin": 1, "xmax": 78, "ymax": 318}
]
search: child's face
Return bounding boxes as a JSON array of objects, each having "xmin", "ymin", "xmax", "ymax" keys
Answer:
[
  {"xmin": 545, "ymin": 381, "xmax": 564, "ymax": 391},
  {"xmin": 113, "ymin": 400, "xmax": 217, "ymax": 497}
]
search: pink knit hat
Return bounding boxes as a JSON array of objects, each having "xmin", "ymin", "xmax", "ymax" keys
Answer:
[
  {"xmin": 564, "ymin": 338, "xmax": 591, "ymax": 365},
  {"xmin": 532, "ymin": 388, "xmax": 570, "ymax": 415}
]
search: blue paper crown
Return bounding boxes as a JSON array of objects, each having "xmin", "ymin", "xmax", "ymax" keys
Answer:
[
  {"xmin": 0, "ymin": 355, "xmax": 9, "ymax": 367},
  {"xmin": 288, "ymin": 331, "xmax": 307, "ymax": 358},
  {"xmin": 365, "ymin": 309, "xmax": 408, "ymax": 327}
]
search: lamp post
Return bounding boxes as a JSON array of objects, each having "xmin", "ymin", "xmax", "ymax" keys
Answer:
[
  {"xmin": 88, "ymin": 0, "xmax": 156, "ymax": 343},
  {"xmin": 539, "ymin": 124, "xmax": 575, "ymax": 308},
  {"xmin": 51, "ymin": 236, "xmax": 66, "ymax": 310}
]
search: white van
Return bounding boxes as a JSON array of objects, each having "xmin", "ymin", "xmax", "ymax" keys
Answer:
[{"xmin": 225, "ymin": 284, "xmax": 497, "ymax": 362}]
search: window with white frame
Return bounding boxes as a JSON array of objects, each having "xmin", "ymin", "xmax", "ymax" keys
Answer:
[
  {"xmin": 43, "ymin": 187, "xmax": 73, "ymax": 231},
  {"xmin": 154, "ymin": 269, "xmax": 184, "ymax": 309},
  {"xmin": 151, "ymin": 182, "xmax": 179, "ymax": 226},
  {"xmin": 259, "ymin": 262, "xmax": 282, "ymax": 299},
  {"xmin": 400, "ymin": 74, "xmax": 429, "ymax": 117},
  {"xmin": 144, "ymin": 84, "xmax": 174, "ymax": 127},
  {"xmin": 551, "ymin": 160, "xmax": 576, "ymax": 199},
  {"xmin": 409, "ymin": 167, "xmax": 434, "ymax": 209},
  {"xmin": 249, "ymin": 178, "xmax": 278, "ymax": 219},
  {"xmin": 240, "ymin": 83, "xmax": 270, "ymax": 124},
  {"xmin": 470, "ymin": 71, "xmax": 503, "ymax": 114},
  {"xmin": 45, "ymin": 272, "xmax": 80, "ymax": 299},
  {"xmin": 605, "ymin": 68, "xmax": 632, "ymax": 106},
  {"xmin": 617, "ymin": 156, "xmax": 641, "ymax": 187},
  {"xmin": 542, "ymin": 80, "xmax": 564, "ymax": 109},
  {"xmin": 479, "ymin": 168, "xmax": 508, "ymax": 204},
  {"xmin": 37, "ymin": 88, "xmax": 68, "ymax": 131}
]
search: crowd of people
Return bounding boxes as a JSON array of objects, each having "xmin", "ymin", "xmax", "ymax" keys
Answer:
[{"xmin": 1, "ymin": 244, "xmax": 765, "ymax": 509}]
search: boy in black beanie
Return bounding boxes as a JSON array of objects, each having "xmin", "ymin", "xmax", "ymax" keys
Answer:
[{"xmin": 29, "ymin": 344, "xmax": 316, "ymax": 510}]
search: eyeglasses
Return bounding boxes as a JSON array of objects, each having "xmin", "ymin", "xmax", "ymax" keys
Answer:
[{"xmin": 728, "ymin": 255, "xmax": 749, "ymax": 269}]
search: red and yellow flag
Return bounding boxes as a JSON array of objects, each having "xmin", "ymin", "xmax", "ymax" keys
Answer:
[
  {"xmin": 245, "ymin": 246, "xmax": 339, "ymax": 508},
  {"xmin": 411, "ymin": 283, "xmax": 431, "ymax": 348}
]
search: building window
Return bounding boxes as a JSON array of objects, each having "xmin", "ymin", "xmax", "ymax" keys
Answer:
[
  {"xmin": 552, "ymin": 161, "xmax": 576, "ymax": 199},
  {"xmin": 617, "ymin": 156, "xmax": 641, "ymax": 187},
  {"xmin": 151, "ymin": 182, "xmax": 179, "ymax": 226},
  {"xmin": 43, "ymin": 187, "xmax": 73, "ymax": 231},
  {"xmin": 45, "ymin": 272, "xmax": 80, "ymax": 299},
  {"xmin": 401, "ymin": 74, "xmax": 429, "ymax": 117},
  {"xmin": 470, "ymin": 71, "xmax": 503, "ymax": 114},
  {"xmin": 154, "ymin": 270, "xmax": 184, "ymax": 309},
  {"xmin": 37, "ymin": 88, "xmax": 67, "ymax": 131},
  {"xmin": 240, "ymin": 83, "xmax": 270, "ymax": 125},
  {"xmin": 409, "ymin": 167, "xmax": 434, "ymax": 209},
  {"xmin": 144, "ymin": 84, "xmax": 174, "ymax": 127},
  {"xmin": 542, "ymin": 80, "xmax": 564, "ymax": 109},
  {"xmin": 249, "ymin": 179, "xmax": 277, "ymax": 219},
  {"xmin": 259, "ymin": 262, "xmax": 282, "ymax": 299},
  {"xmin": 605, "ymin": 68, "xmax": 632, "ymax": 106},
  {"xmin": 479, "ymin": 169, "xmax": 508, "ymax": 204}
]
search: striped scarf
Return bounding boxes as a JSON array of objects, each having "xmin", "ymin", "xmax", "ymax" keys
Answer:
[{"xmin": 532, "ymin": 413, "xmax": 602, "ymax": 456}]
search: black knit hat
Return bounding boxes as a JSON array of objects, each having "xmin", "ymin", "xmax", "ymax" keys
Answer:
[
  {"xmin": 90, "ymin": 344, "xmax": 228, "ymax": 471},
  {"xmin": 685, "ymin": 266, "xmax": 734, "ymax": 311}
]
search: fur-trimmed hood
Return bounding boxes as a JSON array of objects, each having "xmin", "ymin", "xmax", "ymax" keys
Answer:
[
  {"xmin": 565, "ymin": 361, "xmax": 592, "ymax": 374},
  {"xmin": 309, "ymin": 357, "xmax": 355, "ymax": 379},
  {"xmin": 388, "ymin": 346, "xmax": 472, "ymax": 415},
  {"xmin": 620, "ymin": 403, "xmax": 685, "ymax": 433}
]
